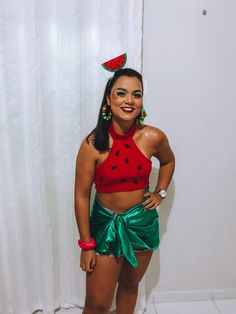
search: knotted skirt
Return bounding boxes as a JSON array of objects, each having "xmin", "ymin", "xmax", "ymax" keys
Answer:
[{"xmin": 90, "ymin": 196, "xmax": 160, "ymax": 268}]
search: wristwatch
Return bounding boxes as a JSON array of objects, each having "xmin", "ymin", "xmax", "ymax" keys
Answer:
[{"xmin": 154, "ymin": 188, "xmax": 167, "ymax": 199}]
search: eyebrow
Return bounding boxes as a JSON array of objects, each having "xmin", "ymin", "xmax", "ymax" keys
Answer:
[{"xmin": 115, "ymin": 88, "xmax": 142, "ymax": 93}]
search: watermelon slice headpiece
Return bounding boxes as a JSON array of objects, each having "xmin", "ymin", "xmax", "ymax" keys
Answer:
[{"xmin": 101, "ymin": 53, "xmax": 127, "ymax": 72}]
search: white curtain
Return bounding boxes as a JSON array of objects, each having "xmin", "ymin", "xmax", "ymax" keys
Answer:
[{"xmin": 0, "ymin": 0, "xmax": 143, "ymax": 313}]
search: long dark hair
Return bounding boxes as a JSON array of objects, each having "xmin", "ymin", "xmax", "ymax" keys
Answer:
[{"xmin": 87, "ymin": 68, "xmax": 143, "ymax": 152}]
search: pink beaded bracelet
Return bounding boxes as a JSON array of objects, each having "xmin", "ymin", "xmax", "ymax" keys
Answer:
[{"xmin": 78, "ymin": 238, "xmax": 96, "ymax": 250}]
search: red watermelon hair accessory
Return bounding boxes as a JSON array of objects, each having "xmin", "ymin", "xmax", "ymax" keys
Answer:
[{"xmin": 101, "ymin": 53, "xmax": 127, "ymax": 72}]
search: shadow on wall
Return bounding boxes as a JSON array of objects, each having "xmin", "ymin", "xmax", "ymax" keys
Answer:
[{"xmin": 145, "ymin": 166, "xmax": 176, "ymax": 298}]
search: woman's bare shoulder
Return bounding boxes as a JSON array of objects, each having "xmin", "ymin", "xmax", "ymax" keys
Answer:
[
  {"xmin": 86, "ymin": 131, "xmax": 96, "ymax": 146},
  {"xmin": 77, "ymin": 132, "xmax": 98, "ymax": 161},
  {"xmin": 138, "ymin": 124, "xmax": 167, "ymax": 144}
]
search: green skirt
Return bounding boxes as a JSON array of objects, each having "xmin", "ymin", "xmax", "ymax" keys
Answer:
[{"xmin": 90, "ymin": 196, "xmax": 160, "ymax": 268}]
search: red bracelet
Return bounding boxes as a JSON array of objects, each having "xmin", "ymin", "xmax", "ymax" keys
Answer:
[{"xmin": 78, "ymin": 238, "xmax": 96, "ymax": 250}]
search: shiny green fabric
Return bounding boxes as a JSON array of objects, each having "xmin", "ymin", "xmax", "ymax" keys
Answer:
[{"xmin": 90, "ymin": 197, "xmax": 160, "ymax": 268}]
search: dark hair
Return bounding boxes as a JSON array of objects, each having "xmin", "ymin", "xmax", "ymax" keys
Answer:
[{"xmin": 87, "ymin": 68, "xmax": 143, "ymax": 152}]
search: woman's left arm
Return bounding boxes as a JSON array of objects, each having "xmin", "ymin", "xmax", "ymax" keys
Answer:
[
  {"xmin": 153, "ymin": 131, "xmax": 175, "ymax": 193},
  {"xmin": 143, "ymin": 129, "xmax": 175, "ymax": 209}
]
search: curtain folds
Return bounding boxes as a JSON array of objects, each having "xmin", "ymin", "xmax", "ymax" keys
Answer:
[{"xmin": 0, "ymin": 0, "xmax": 143, "ymax": 313}]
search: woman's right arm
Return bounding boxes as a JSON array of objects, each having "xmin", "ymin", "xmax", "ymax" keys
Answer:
[{"xmin": 74, "ymin": 137, "xmax": 98, "ymax": 272}]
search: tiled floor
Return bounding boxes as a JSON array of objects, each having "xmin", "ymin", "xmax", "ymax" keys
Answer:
[{"xmin": 58, "ymin": 299, "xmax": 236, "ymax": 314}]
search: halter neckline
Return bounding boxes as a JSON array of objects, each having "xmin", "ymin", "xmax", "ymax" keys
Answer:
[{"xmin": 109, "ymin": 123, "xmax": 136, "ymax": 140}]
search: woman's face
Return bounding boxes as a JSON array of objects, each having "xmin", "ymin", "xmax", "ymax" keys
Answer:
[{"xmin": 106, "ymin": 76, "xmax": 143, "ymax": 123}]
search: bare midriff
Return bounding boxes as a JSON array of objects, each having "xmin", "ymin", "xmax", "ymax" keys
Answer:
[{"xmin": 96, "ymin": 188, "xmax": 146, "ymax": 213}]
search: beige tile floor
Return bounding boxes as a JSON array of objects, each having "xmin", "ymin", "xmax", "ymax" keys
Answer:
[{"xmin": 57, "ymin": 298, "xmax": 236, "ymax": 314}]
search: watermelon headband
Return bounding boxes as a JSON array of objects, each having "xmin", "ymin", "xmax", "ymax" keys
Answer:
[
  {"xmin": 101, "ymin": 53, "xmax": 147, "ymax": 124},
  {"xmin": 101, "ymin": 53, "xmax": 127, "ymax": 72}
]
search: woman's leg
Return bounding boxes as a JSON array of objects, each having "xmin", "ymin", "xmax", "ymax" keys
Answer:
[
  {"xmin": 116, "ymin": 250, "xmax": 153, "ymax": 314},
  {"xmin": 83, "ymin": 254, "xmax": 124, "ymax": 314}
]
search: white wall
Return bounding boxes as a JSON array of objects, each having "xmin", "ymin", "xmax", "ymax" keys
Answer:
[{"xmin": 143, "ymin": 0, "xmax": 236, "ymax": 302}]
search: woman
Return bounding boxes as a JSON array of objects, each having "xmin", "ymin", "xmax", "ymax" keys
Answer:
[{"xmin": 74, "ymin": 68, "xmax": 175, "ymax": 314}]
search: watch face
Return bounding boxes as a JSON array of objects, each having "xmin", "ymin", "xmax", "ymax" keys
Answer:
[{"xmin": 159, "ymin": 190, "xmax": 167, "ymax": 198}]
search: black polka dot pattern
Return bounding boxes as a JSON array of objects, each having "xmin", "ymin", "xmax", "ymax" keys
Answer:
[{"xmin": 95, "ymin": 122, "xmax": 152, "ymax": 192}]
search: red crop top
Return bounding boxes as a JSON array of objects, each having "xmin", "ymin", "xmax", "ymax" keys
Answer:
[{"xmin": 94, "ymin": 123, "xmax": 152, "ymax": 192}]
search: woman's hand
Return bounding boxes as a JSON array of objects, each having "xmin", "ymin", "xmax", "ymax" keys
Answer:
[
  {"xmin": 142, "ymin": 191, "xmax": 163, "ymax": 210},
  {"xmin": 80, "ymin": 249, "xmax": 97, "ymax": 272}
]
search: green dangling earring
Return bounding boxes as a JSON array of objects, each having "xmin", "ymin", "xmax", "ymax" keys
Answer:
[
  {"xmin": 102, "ymin": 104, "xmax": 112, "ymax": 121},
  {"xmin": 135, "ymin": 107, "xmax": 148, "ymax": 125}
]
